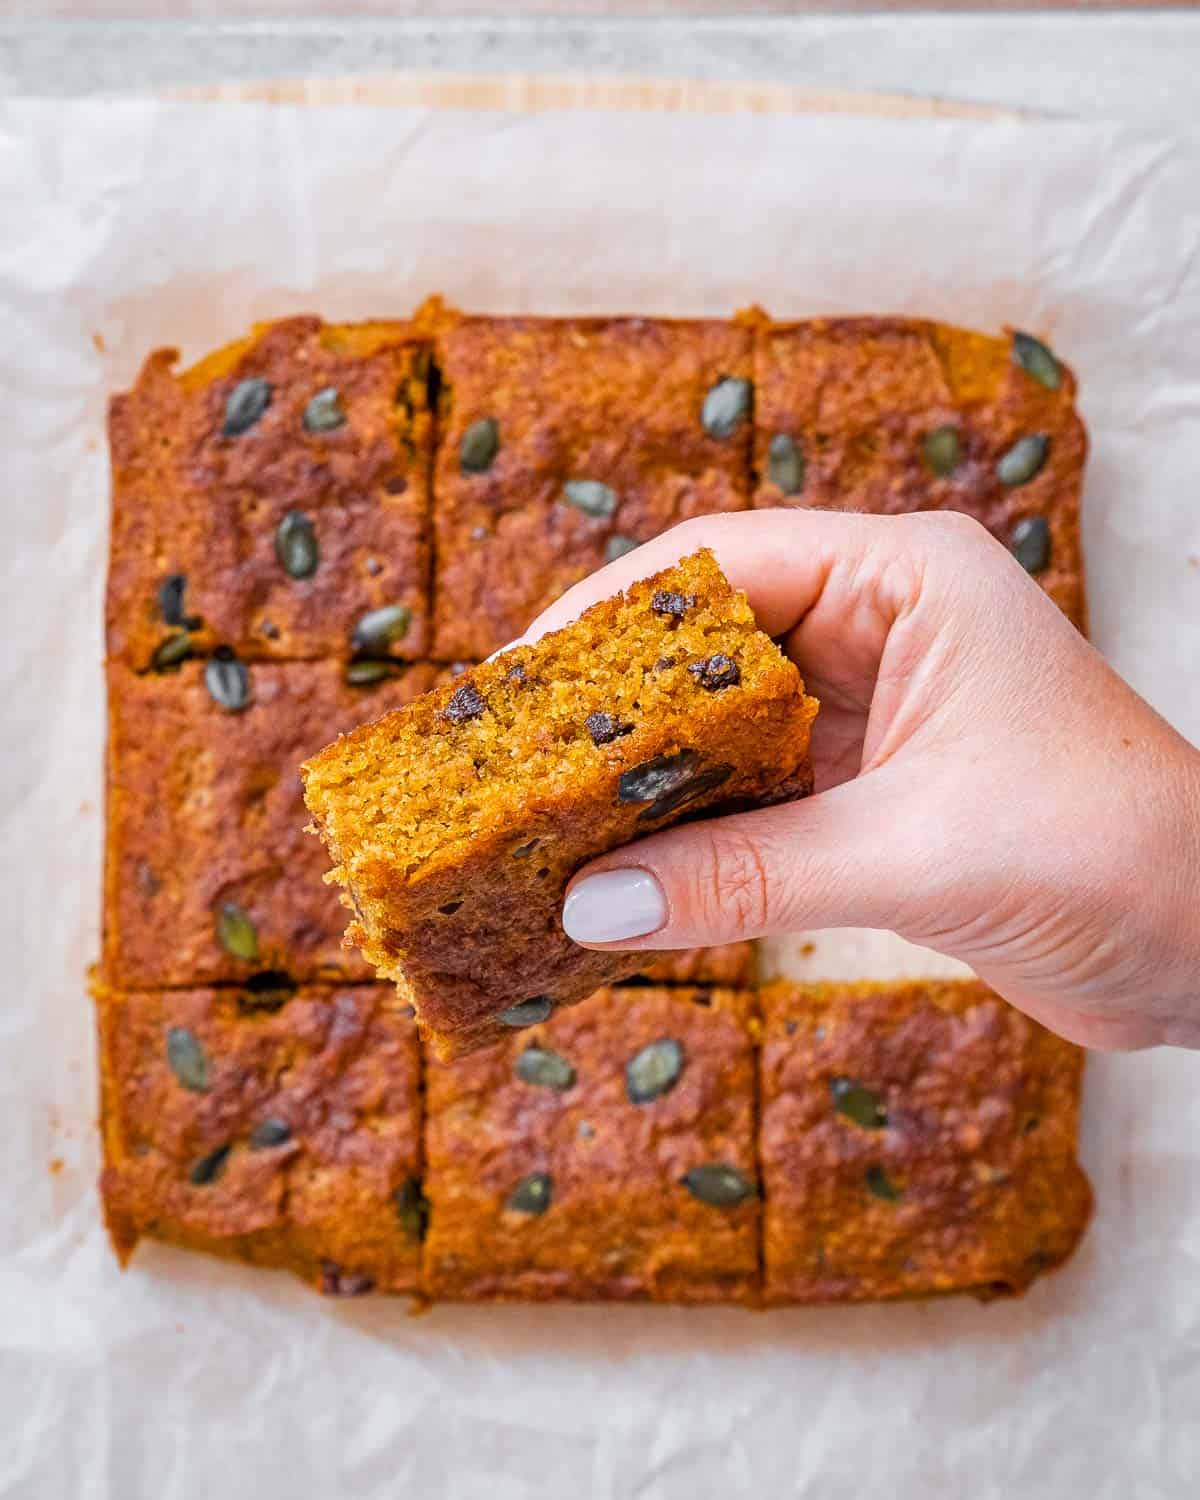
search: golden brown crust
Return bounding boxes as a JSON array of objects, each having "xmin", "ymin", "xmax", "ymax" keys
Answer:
[
  {"xmin": 103, "ymin": 659, "xmax": 438, "ymax": 986},
  {"xmin": 635, "ymin": 942, "xmax": 756, "ymax": 987},
  {"xmin": 753, "ymin": 318, "xmax": 1087, "ymax": 631},
  {"xmin": 107, "ymin": 317, "xmax": 433, "ymax": 668},
  {"xmin": 96, "ymin": 983, "xmax": 423, "ymax": 1295},
  {"xmin": 758, "ymin": 979, "xmax": 1092, "ymax": 1304},
  {"xmin": 423, "ymin": 986, "xmax": 760, "ymax": 1302},
  {"xmin": 303, "ymin": 551, "xmax": 818, "ymax": 1057},
  {"xmin": 432, "ymin": 315, "xmax": 753, "ymax": 659}
]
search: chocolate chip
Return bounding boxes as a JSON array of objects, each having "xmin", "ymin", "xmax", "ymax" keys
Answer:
[
  {"xmin": 506, "ymin": 664, "xmax": 527, "ymax": 685},
  {"xmin": 442, "ymin": 683, "xmax": 487, "ymax": 724},
  {"xmin": 585, "ymin": 711, "xmax": 633, "ymax": 746},
  {"xmin": 687, "ymin": 654, "xmax": 740, "ymax": 692},
  {"xmin": 222, "ymin": 378, "xmax": 272, "ymax": 437},
  {"xmin": 651, "ymin": 590, "xmax": 697, "ymax": 624},
  {"xmin": 618, "ymin": 750, "xmax": 733, "ymax": 822},
  {"xmin": 320, "ymin": 1262, "xmax": 375, "ymax": 1297}
]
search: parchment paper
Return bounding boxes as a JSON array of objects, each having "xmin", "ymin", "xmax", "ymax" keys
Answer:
[{"xmin": 1, "ymin": 96, "xmax": 1199, "ymax": 1499}]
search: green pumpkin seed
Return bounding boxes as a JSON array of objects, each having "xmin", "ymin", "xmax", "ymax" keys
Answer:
[
  {"xmin": 626, "ymin": 1038, "xmax": 684, "ymax": 1104},
  {"xmin": 604, "ymin": 534, "xmax": 640, "ymax": 564},
  {"xmin": 701, "ymin": 377, "xmax": 752, "ymax": 439},
  {"xmin": 204, "ymin": 651, "xmax": 251, "ymax": 712},
  {"xmin": 1009, "ymin": 514, "xmax": 1051, "ymax": 574},
  {"xmin": 302, "ymin": 386, "xmax": 346, "ymax": 433},
  {"xmin": 215, "ymin": 902, "xmax": 259, "ymax": 961},
  {"xmin": 460, "ymin": 417, "xmax": 499, "ymax": 473},
  {"xmin": 767, "ymin": 432, "xmax": 806, "ymax": 494},
  {"xmin": 865, "ymin": 1165, "xmax": 902, "ymax": 1201},
  {"xmin": 150, "ymin": 630, "xmax": 192, "ymax": 672},
  {"xmin": 563, "ymin": 480, "xmax": 618, "ymax": 519},
  {"xmin": 189, "ymin": 1143, "xmax": 231, "ymax": 1186},
  {"xmin": 829, "ymin": 1077, "xmax": 887, "ymax": 1129},
  {"xmin": 345, "ymin": 659, "xmax": 399, "ymax": 686},
  {"xmin": 1012, "ymin": 332, "xmax": 1062, "ymax": 391},
  {"xmin": 395, "ymin": 1176, "xmax": 430, "ymax": 1243},
  {"xmin": 249, "ymin": 1117, "xmax": 292, "ymax": 1149},
  {"xmin": 166, "ymin": 1026, "xmax": 209, "ymax": 1093},
  {"xmin": 923, "ymin": 425, "xmax": 962, "ymax": 478},
  {"xmin": 498, "ymin": 997, "xmax": 553, "ymax": 1028},
  {"xmin": 516, "ymin": 1047, "xmax": 576, "ymax": 1092},
  {"xmin": 681, "ymin": 1163, "xmax": 756, "ymax": 1207},
  {"xmin": 275, "ymin": 510, "xmax": 319, "ymax": 579},
  {"xmin": 505, "ymin": 1172, "xmax": 552, "ymax": 1215},
  {"xmin": 222, "ymin": 378, "xmax": 272, "ymax": 437},
  {"xmin": 352, "ymin": 604, "xmax": 412, "ymax": 654},
  {"xmin": 996, "ymin": 433, "xmax": 1049, "ymax": 488}
]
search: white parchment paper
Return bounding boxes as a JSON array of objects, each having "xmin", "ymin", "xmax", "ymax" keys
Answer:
[{"xmin": 1, "ymin": 97, "xmax": 1199, "ymax": 1499}]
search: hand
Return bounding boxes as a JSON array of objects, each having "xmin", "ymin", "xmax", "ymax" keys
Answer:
[{"xmin": 521, "ymin": 509, "xmax": 1200, "ymax": 1051}]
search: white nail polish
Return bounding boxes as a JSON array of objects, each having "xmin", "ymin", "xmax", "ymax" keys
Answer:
[{"xmin": 562, "ymin": 868, "xmax": 668, "ymax": 944}]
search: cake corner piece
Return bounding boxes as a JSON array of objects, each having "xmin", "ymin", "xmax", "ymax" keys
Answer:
[{"xmin": 302, "ymin": 547, "xmax": 819, "ymax": 1058}]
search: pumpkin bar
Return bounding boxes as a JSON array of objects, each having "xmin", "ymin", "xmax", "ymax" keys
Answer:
[
  {"xmin": 103, "ymin": 658, "xmax": 438, "ymax": 987},
  {"xmin": 423, "ymin": 985, "xmax": 760, "ymax": 1302},
  {"xmin": 758, "ymin": 979, "xmax": 1092, "ymax": 1304},
  {"xmin": 107, "ymin": 316, "xmax": 434, "ymax": 669},
  {"xmin": 303, "ymin": 549, "xmax": 818, "ymax": 1058},
  {"xmin": 97, "ymin": 983, "xmax": 425, "ymax": 1297},
  {"xmin": 753, "ymin": 317, "xmax": 1088, "ymax": 630},
  {"xmin": 430, "ymin": 310, "xmax": 753, "ymax": 660}
]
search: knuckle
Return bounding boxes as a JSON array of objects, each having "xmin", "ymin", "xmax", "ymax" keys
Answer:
[{"xmin": 691, "ymin": 826, "xmax": 775, "ymax": 937}]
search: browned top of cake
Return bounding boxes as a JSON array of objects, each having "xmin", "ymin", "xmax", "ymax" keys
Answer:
[
  {"xmin": 96, "ymin": 983, "xmax": 424, "ymax": 1295},
  {"xmin": 423, "ymin": 985, "xmax": 760, "ymax": 1302},
  {"xmin": 103, "ymin": 658, "xmax": 438, "ymax": 987},
  {"xmin": 107, "ymin": 316, "xmax": 434, "ymax": 668},
  {"xmin": 758, "ymin": 978, "xmax": 1092, "ymax": 1303},
  {"xmin": 431, "ymin": 310, "xmax": 753, "ymax": 658},
  {"xmin": 753, "ymin": 317, "xmax": 1087, "ymax": 630}
]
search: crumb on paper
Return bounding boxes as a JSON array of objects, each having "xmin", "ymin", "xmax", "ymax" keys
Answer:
[
  {"xmin": 800, "ymin": 941, "xmax": 816, "ymax": 956},
  {"xmin": 49, "ymin": 1157, "xmax": 64, "ymax": 1175},
  {"xmin": 92, "ymin": 331, "xmax": 105, "ymax": 352}
]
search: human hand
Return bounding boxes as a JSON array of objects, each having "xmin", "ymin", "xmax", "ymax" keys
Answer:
[{"xmin": 520, "ymin": 509, "xmax": 1200, "ymax": 1051}]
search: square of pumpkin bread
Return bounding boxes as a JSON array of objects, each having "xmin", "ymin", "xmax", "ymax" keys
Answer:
[
  {"xmin": 758, "ymin": 979, "xmax": 1093, "ymax": 1305},
  {"xmin": 103, "ymin": 658, "xmax": 438, "ymax": 987},
  {"xmin": 431, "ymin": 312, "xmax": 753, "ymax": 660},
  {"xmin": 753, "ymin": 317, "xmax": 1088, "ymax": 630},
  {"xmin": 96, "ymin": 983, "xmax": 425, "ymax": 1298},
  {"xmin": 107, "ymin": 316, "xmax": 434, "ymax": 668},
  {"xmin": 423, "ymin": 985, "xmax": 760, "ymax": 1302},
  {"xmin": 302, "ymin": 549, "xmax": 818, "ymax": 1058}
]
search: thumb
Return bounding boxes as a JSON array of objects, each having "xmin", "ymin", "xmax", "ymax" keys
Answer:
[{"xmin": 561, "ymin": 770, "xmax": 935, "ymax": 952}]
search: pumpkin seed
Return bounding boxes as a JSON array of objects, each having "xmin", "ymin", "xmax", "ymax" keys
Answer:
[
  {"xmin": 249, "ymin": 1117, "xmax": 292, "ymax": 1149},
  {"xmin": 352, "ymin": 604, "xmax": 411, "ymax": 654},
  {"xmin": 275, "ymin": 510, "xmax": 319, "ymax": 579},
  {"xmin": 619, "ymin": 750, "xmax": 733, "ymax": 822},
  {"xmin": 395, "ymin": 1176, "xmax": 430, "ymax": 1243},
  {"xmin": 150, "ymin": 630, "xmax": 192, "ymax": 672},
  {"xmin": 701, "ymin": 377, "xmax": 752, "ymax": 439},
  {"xmin": 1012, "ymin": 332, "xmax": 1062, "ymax": 391},
  {"xmin": 157, "ymin": 573, "xmax": 187, "ymax": 626},
  {"xmin": 345, "ymin": 659, "xmax": 399, "ymax": 686},
  {"xmin": 604, "ymin": 535, "xmax": 639, "ymax": 563},
  {"xmin": 1009, "ymin": 514, "xmax": 1051, "ymax": 574},
  {"xmin": 189, "ymin": 1143, "xmax": 231, "ymax": 1186},
  {"xmin": 460, "ymin": 417, "xmax": 499, "ymax": 473},
  {"xmin": 505, "ymin": 1172, "xmax": 553, "ymax": 1215},
  {"xmin": 626, "ymin": 1038, "xmax": 684, "ymax": 1104},
  {"xmin": 215, "ymin": 902, "xmax": 259, "ymax": 961},
  {"xmin": 563, "ymin": 480, "xmax": 618, "ymax": 519},
  {"xmin": 767, "ymin": 432, "xmax": 806, "ymax": 494},
  {"xmin": 922, "ymin": 425, "xmax": 962, "ymax": 478},
  {"xmin": 829, "ymin": 1076, "xmax": 887, "ymax": 1129},
  {"xmin": 166, "ymin": 1026, "xmax": 209, "ymax": 1093},
  {"xmin": 681, "ymin": 1163, "xmax": 756, "ymax": 1207},
  {"xmin": 865, "ymin": 1165, "xmax": 902, "ymax": 1201},
  {"xmin": 499, "ymin": 997, "xmax": 553, "ymax": 1028},
  {"xmin": 516, "ymin": 1047, "xmax": 576, "ymax": 1092},
  {"xmin": 204, "ymin": 650, "xmax": 251, "ymax": 712},
  {"xmin": 222, "ymin": 378, "xmax": 272, "ymax": 437},
  {"xmin": 996, "ymin": 433, "xmax": 1049, "ymax": 488},
  {"xmin": 302, "ymin": 386, "xmax": 346, "ymax": 432}
]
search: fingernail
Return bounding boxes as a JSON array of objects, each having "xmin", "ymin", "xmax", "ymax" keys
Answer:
[{"xmin": 562, "ymin": 868, "xmax": 668, "ymax": 944}]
